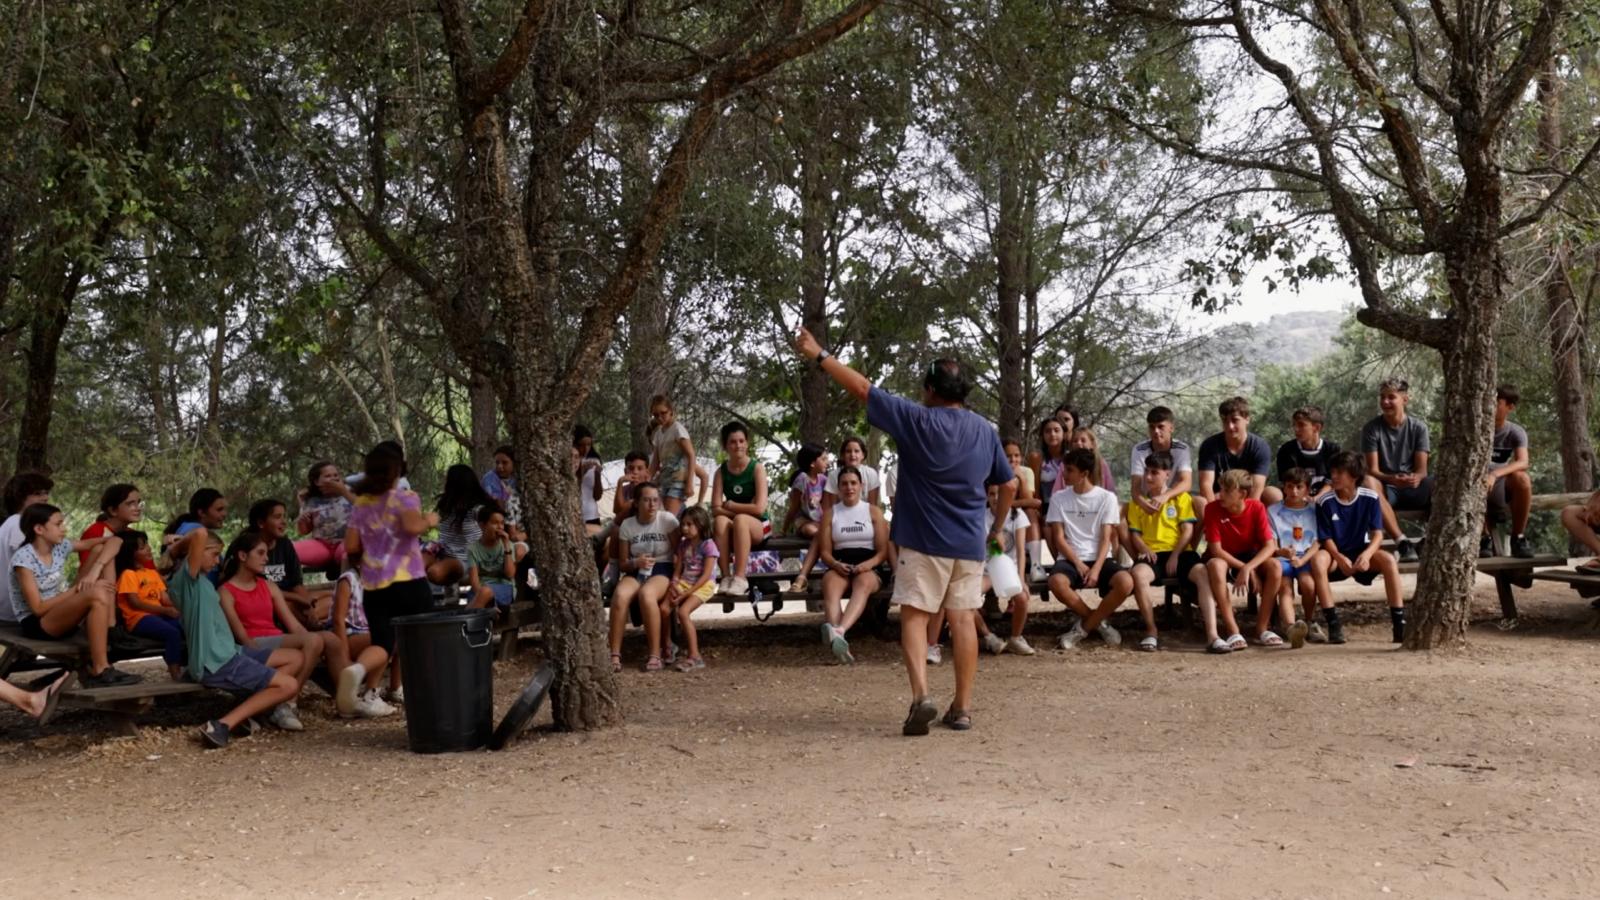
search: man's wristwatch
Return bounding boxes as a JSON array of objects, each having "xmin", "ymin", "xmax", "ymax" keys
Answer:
[{"xmin": 816, "ymin": 349, "xmax": 831, "ymax": 365}]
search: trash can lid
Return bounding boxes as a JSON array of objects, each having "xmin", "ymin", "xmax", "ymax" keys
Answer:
[{"xmin": 489, "ymin": 663, "xmax": 554, "ymax": 751}]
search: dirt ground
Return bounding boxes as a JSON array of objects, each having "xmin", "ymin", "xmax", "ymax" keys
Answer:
[{"xmin": 4, "ymin": 573, "xmax": 1600, "ymax": 899}]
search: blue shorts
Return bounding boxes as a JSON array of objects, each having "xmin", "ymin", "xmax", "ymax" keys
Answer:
[
  {"xmin": 200, "ymin": 646, "xmax": 276, "ymax": 694},
  {"xmin": 632, "ymin": 562, "xmax": 674, "ymax": 583},
  {"xmin": 1279, "ymin": 559, "xmax": 1313, "ymax": 578},
  {"xmin": 487, "ymin": 582, "xmax": 515, "ymax": 607},
  {"xmin": 662, "ymin": 479, "xmax": 688, "ymax": 500}
]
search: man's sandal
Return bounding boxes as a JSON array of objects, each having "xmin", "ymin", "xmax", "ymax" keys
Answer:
[
  {"xmin": 902, "ymin": 697, "xmax": 938, "ymax": 736},
  {"xmin": 941, "ymin": 707, "xmax": 972, "ymax": 731}
]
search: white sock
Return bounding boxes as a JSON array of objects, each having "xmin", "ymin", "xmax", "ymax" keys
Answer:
[
  {"xmin": 347, "ymin": 662, "xmax": 366, "ymax": 683},
  {"xmin": 1027, "ymin": 541, "xmax": 1042, "ymax": 566}
]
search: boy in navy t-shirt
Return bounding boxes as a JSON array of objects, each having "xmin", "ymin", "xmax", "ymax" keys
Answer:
[{"xmin": 1315, "ymin": 451, "xmax": 1406, "ymax": 644}]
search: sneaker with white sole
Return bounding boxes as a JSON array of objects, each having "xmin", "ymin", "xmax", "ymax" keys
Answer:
[
  {"xmin": 1308, "ymin": 621, "xmax": 1328, "ymax": 643},
  {"xmin": 1004, "ymin": 636, "xmax": 1036, "ymax": 656},
  {"xmin": 1096, "ymin": 621, "xmax": 1122, "ymax": 647},
  {"xmin": 355, "ymin": 689, "xmax": 397, "ymax": 718},
  {"xmin": 981, "ymin": 633, "xmax": 1007, "ymax": 655},
  {"xmin": 385, "ymin": 686, "xmax": 405, "ymax": 705},
  {"xmin": 926, "ymin": 645, "xmax": 943, "ymax": 666},
  {"xmin": 1028, "ymin": 563, "xmax": 1047, "ymax": 583},
  {"xmin": 336, "ymin": 663, "xmax": 366, "ymax": 718},
  {"xmin": 726, "ymin": 576, "xmax": 750, "ymax": 595},
  {"xmin": 267, "ymin": 703, "xmax": 304, "ymax": 732},
  {"xmin": 1057, "ymin": 624, "xmax": 1088, "ymax": 650}
]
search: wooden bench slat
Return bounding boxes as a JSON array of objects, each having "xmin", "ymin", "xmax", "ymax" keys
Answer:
[{"xmin": 61, "ymin": 680, "xmax": 207, "ymax": 705}]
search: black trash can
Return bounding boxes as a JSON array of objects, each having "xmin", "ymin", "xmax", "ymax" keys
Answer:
[{"xmin": 393, "ymin": 608, "xmax": 494, "ymax": 753}]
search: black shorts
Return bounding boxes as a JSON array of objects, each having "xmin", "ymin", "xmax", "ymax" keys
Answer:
[
  {"xmin": 18, "ymin": 614, "xmax": 55, "ymax": 641},
  {"xmin": 1141, "ymin": 550, "xmax": 1200, "ymax": 583},
  {"xmin": 1486, "ymin": 476, "xmax": 1521, "ymax": 521},
  {"xmin": 363, "ymin": 578, "xmax": 435, "ymax": 653},
  {"xmin": 833, "ymin": 547, "xmax": 875, "ymax": 566},
  {"xmin": 1385, "ymin": 477, "xmax": 1435, "ymax": 512},
  {"xmin": 1327, "ymin": 568, "xmax": 1381, "ymax": 586},
  {"xmin": 1049, "ymin": 558, "xmax": 1126, "ymax": 592}
]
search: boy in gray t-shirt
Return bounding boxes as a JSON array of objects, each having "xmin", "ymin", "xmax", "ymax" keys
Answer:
[
  {"xmin": 1359, "ymin": 377, "xmax": 1432, "ymax": 562},
  {"xmin": 1484, "ymin": 384, "xmax": 1533, "ymax": 558}
]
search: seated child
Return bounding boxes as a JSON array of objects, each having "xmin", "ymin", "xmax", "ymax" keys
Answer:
[
  {"xmin": 1483, "ymin": 384, "xmax": 1534, "ymax": 559},
  {"xmin": 815, "ymin": 466, "xmax": 889, "ymax": 664},
  {"xmin": 1561, "ymin": 491, "xmax": 1600, "ymax": 575},
  {"xmin": 1315, "ymin": 451, "xmax": 1407, "ymax": 643},
  {"xmin": 1124, "ymin": 451, "xmax": 1202, "ymax": 652},
  {"xmin": 467, "ymin": 505, "xmax": 520, "ymax": 610},
  {"xmin": 1199, "ymin": 469, "xmax": 1284, "ymax": 652},
  {"xmin": 329, "ymin": 566, "xmax": 396, "ymax": 719},
  {"xmin": 9, "ymin": 504, "xmax": 137, "ymax": 686},
  {"xmin": 294, "ymin": 461, "xmax": 354, "ymax": 571},
  {"xmin": 113, "ymin": 530, "xmax": 186, "ymax": 680},
  {"xmin": 168, "ymin": 528, "xmax": 307, "ymax": 750},
  {"xmin": 1265, "ymin": 469, "xmax": 1320, "ymax": 648},
  {"xmin": 984, "ymin": 475, "xmax": 1034, "ymax": 656},
  {"xmin": 217, "ymin": 531, "xmax": 331, "ymax": 731},
  {"xmin": 1045, "ymin": 448, "xmax": 1135, "ymax": 650},
  {"xmin": 1360, "ymin": 377, "xmax": 1431, "ymax": 562},
  {"xmin": 660, "ymin": 506, "xmax": 719, "ymax": 671},
  {"xmin": 782, "ymin": 443, "xmax": 830, "ymax": 538}
]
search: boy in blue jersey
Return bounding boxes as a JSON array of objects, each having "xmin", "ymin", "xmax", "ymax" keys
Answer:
[
  {"xmin": 1266, "ymin": 468, "xmax": 1319, "ymax": 648},
  {"xmin": 1315, "ymin": 451, "xmax": 1406, "ymax": 644}
]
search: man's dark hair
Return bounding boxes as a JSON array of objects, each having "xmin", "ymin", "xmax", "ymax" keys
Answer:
[
  {"xmin": 1281, "ymin": 467, "xmax": 1311, "ymax": 487},
  {"xmin": 923, "ymin": 359, "xmax": 971, "ymax": 403},
  {"xmin": 1063, "ymin": 447, "xmax": 1098, "ymax": 474},
  {"xmin": 1146, "ymin": 406, "xmax": 1175, "ymax": 426},
  {"xmin": 1143, "ymin": 450, "xmax": 1174, "ymax": 472},
  {"xmin": 1496, "ymin": 384, "xmax": 1519, "ymax": 407},
  {"xmin": 1218, "ymin": 396, "xmax": 1250, "ymax": 419},
  {"xmin": 1329, "ymin": 450, "xmax": 1365, "ymax": 480},
  {"xmin": 4, "ymin": 471, "xmax": 54, "ymax": 516}
]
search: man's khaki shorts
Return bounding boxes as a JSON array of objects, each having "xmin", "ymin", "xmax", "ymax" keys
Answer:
[{"xmin": 891, "ymin": 547, "xmax": 984, "ymax": 613}]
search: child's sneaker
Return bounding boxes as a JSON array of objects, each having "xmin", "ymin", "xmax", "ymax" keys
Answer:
[
  {"xmin": 1307, "ymin": 621, "xmax": 1328, "ymax": 643},
  {"xmin": 926, "ymin": 645, "xmax": 943, "ymax": 666},
  {"xmin": 1004, "ymin": 636, "xmax": 1036, "ymax": 656},
  {"xmin": 664, "ymin": 641, "xmax": 678, "ymax": 666},
  {"xmin": 199, "ymin": 719, "xmax": 230, "ymax": 749},
  {"xmin": 267, "ymin": 702, "xmax": 304, "ymax": 732},
  {"xmin": 1327, "ymin": 620, "xmax": 1348, "ymax": 644},
  {"xmin": 386, "ymin": 686, "xmax": 405, "ymax": 705},
  {"xmin": 1397, "ymin": 538, "xmax": 1419, "ymax": 563},
  {"xmin": 355, "ymin": 689, "xmax": 397, "ymax": 718},
  {"xmin": 1096, "ymin": 621, "xmax": 1122, "ymax": 646},
  {"xmin": 336, "ymin": 662, "xmax": 366, "ymax": 718},
  {"xmin": 1057, "ymin": 624, "xmax": 1088, "ymax": 650},
  {"xmin": 981, "ymin": 633, "xmax": 1006, "ymax": 655}
]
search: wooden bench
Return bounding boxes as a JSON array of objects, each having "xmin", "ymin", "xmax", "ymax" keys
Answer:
[{"xmin": 0, "ymin": 624, "xmax": 206, "ymax": 731}]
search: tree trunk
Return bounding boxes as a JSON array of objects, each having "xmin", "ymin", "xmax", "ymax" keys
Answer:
[
  {"xmin": 994, "ymin": 164, "xmax": 1027, "ymax": 440},
  {"xmin": 796, "ymin": 137, "xmax": 831, "ymax": 445},
  {"xmin": 1536, "ymin": 61, "xmax": 1596, "ymax": 492},
  {"xmin": 205, "ymin": 298, "xmax": 227, "ymax": 453},
  {"xmin": 468, "ymin": 372, "xmax": 498, "ymax": 471},
  {"xmin": 1405, "ymin": 243, "xmax": 1504, "ymax": 649},
  {"xmin": 15, "ymin": 287, "xmax": 72, "ymax": 471},
  {"xmin": 625, "ymin": 276, "xmax": 672, "ymax": 452}
]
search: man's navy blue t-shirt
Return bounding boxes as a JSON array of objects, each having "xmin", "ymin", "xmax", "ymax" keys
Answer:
[{"xmin": 867, "ymin": 387, "xmax": 1013, "ymax": 561}]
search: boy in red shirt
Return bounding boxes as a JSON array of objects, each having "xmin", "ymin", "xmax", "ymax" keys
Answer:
[{"xmin": 1200, "ymin": 469, "xmax": 1283, "ymax": 653}]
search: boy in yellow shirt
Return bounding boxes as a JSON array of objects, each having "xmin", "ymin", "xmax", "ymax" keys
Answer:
[{"xmin": 1124, "ymin": 451, "xmax": 1202, "ymax": 651}]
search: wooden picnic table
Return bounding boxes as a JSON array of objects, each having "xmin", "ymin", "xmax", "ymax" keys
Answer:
[{"xmin": 0, "ymin": 623, "xmax": 207, "ymax": 732}]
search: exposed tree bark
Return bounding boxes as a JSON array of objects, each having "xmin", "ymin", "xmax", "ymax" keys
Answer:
[
  {"xmin": 15, "ymin": 283, "xmax": 73, "ymax": 472},
  {"xmin": 796, "ymin": 134, "xmax": 832, "ymax": 446},
  {"xmin": 468, "ymin": 372, "xmax": 498, "ymax": 471},
  {"xmin": 622, "ymin": 115, "xmax": 673, "ymax": 452},
  {"xmin": 994, "ymin": 164, "xmax": 1027, "ymax": 442},
  {"xmin": 1536, "ymin": 60, "xmax": 1596, "ymax": 492}
]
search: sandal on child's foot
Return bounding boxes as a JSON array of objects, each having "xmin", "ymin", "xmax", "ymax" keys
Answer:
[
  {"xmin": 675, "ymin": 656, "xmax": 705, "ymax": 672},
  {"xmin": 1207, "ymin": 638, "xmax": 1232, "ymax": 654},
  {"xmin": 1255, "ymin": 630, "xmax": 1284, "ymax": 647},
  {"xmin": 642, "ymin": 655, "xmax": 663, "ymax": 672},
  {"xmin": 1138, "ymin": 635, "xmax": 1159, "ymax": 652},
  {"xmin": 1225, "ymin": 633, "xmax": 1247, "ymax": 651},
  {"xmin": 610, "ymin": 652, "xmax": 622, "ymax": 674}
]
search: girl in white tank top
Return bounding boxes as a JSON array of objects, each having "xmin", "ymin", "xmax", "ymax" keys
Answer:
[{"xmin": 830, "ymin": 500, "xmax": 874, "ymax": 552}]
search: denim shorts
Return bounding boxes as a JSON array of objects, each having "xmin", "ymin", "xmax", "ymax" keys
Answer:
[
  {"xmin": 632, "ymin": 562, "xmax": 674, "ymax": 583},
  {"xmin": 201, "ymin": 646, "xmax": 276, "ymax": 694},
  {"xmin": 487, "ymin": 582, "xmax": 515, "ymax": 607}
]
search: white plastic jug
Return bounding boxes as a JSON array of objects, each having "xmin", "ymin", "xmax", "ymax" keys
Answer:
[{"xmin": 986, "ymin": 550, "xmax": 1023, "ymax": 599}]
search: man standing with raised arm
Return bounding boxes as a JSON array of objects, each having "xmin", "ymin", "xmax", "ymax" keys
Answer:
[{"xmin": 793, "ymin": 327, "xmax": 1014, "ymax": 736}]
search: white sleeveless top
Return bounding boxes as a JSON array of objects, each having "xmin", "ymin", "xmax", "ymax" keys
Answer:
[{"xmin": 830, "ymin": 500, "xmax": 875, "ymax": 551}]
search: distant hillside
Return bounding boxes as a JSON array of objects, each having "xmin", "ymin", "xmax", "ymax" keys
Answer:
[{"xmin": 1200, "ymin": 309, "xmax": 1346, "ymax": 385}]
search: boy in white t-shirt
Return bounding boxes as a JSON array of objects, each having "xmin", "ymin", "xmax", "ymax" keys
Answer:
[
  {"xmin": 1045, "ymin": 448, "xmax": 1134, "ymax": 650},
  {"xmin": 1265, "ymin": 468, "xmax": 1318, "ymax": 648}
]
